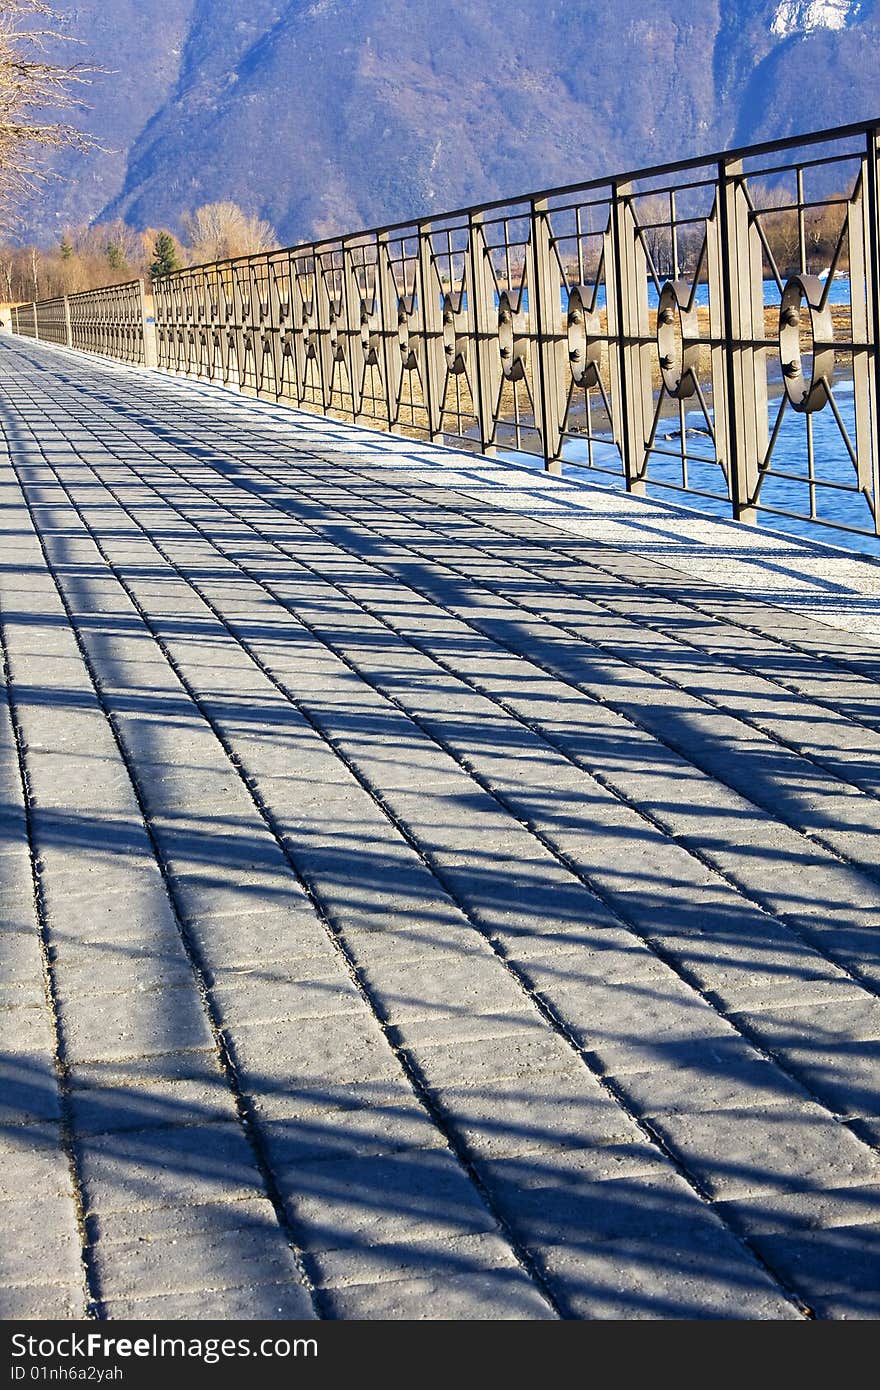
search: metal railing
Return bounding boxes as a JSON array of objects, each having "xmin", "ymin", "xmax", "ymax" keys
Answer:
[
  {"xmin": 12, "ymin": 280, "xmax": 157, "ymax": 366},
  {"xmin": 11, "ymin": 119, "xmax": 880, "ymax": 542}
]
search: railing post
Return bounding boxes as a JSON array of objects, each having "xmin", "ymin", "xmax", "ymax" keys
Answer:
[
  {"xmin": 529, "ymin": 198, "xmax": 567, "ymax": 473},
  {"xmin": 417, "ymin": 223, "xmax": 443, "ymax": 442},
  {"xmin": 609, "ymin": 181, "xmax": 651, "ymax": 496},
  {"xmin": 31, "ymin": 302, "xmax": 39, "ymax": 341},
  {"xmin": 342, "ymin": 242, "xmax": 365, "ymax": 424},
  {"xmin": 717, "ymin": 157, "xmax": 764, "ymax": 524},
  {"xmin": 315, "ymin": 252, "xmax": 335, "ymax": 413},
  {"xmin": 467, "ymin": 212, "xmax": 498, "ymax": 455},
  {"xmin": 62, "ymin": 295, "xmax": 73, "ymax": 347},
  {"xmin": 139, "ymin": 281, "xmax": 158, "ymax": 367},
  {"xmin": 377, "ymin": 232, "xmax": 402, "ymax": 433}
]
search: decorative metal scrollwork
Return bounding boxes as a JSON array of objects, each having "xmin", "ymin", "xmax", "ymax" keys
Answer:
[
  {"xmin": 397, "ymin": 295, "xmax": 419, "ymax": 371},
  {"xmin": 442, "ymin": 292, "xmax": 468, "ymax": 375},
  {"xmin": 360, "ymin": 299, "xmax": 380, "ymax": 365},
  {"xmin": 277, "ymin": 291, "xmax": 294, "ymax": 357},
  {"xmin": 301, "ymin": 298, "xmax": 318, "ymax": 359},
  {"xmin": 566, "ymin": 285, "xmax": 601, "ymax": 387},
  {"xmin": 656, "ymin": 280, "xmax": 699, "ymax": 399},
  {"xmin": 328, "ymin": 299, "xmax": 345, "ymax": 362},
  {"xmin": 778, "ymin": 273, "xmax": 834, "ymax": 413},
  {"xmin": 498, "ymin": 291, "xmax": 527, "ymax": 381}
]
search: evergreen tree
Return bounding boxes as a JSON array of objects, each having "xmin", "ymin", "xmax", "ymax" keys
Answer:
[
  {"xmin": 149, "ymin": 231, "xmax": 180, "ymax": 279},
  {"xmin": 59, "ymin": 236, "xmax": 73, "ymax": 261},
  {"xmin": 106, "ymin": 239, "xmax": 126, "ymax": 272}
]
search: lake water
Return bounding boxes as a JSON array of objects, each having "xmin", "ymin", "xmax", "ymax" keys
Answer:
[
  {"xmin": 482, "ymin": 276, "xmax": 855, "ymax": 314},
  {"xmin": 500, "ymin": 372, "xmax": 879, "ymax": 556},
  {"xmin": 494, "ymin": 276, "xmax": 880, "ymax": 556}
]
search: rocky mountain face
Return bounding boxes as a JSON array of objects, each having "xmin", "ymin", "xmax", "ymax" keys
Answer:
[{"xmin": 26, "ymin": 0, "xmax": 880, "ymax": 246}]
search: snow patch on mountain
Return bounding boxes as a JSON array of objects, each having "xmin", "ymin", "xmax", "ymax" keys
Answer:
[{"xmin": 771, "ymin": 1, "xmax": 862, "ymax": 37}]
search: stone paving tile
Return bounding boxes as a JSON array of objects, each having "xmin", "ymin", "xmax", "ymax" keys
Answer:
[
  {"xmin": 649, "ymin": 1102, "xmax": 880, "ymax": 1200},
  {"xmin": 618, "ymin": 1041, "xmax": 811, "ymax": 1117},
  {"xmin": 534, "ymin": 1237, "xmax": 800, "ymax": 1320},
  {"xmin": 263, "ymin": 1103, "xmax": 447, "ymax": 1170},
  {"xmin": 227, "ymin": 1012, "xmax": 404, "ymax": 1090},
  {"xmin": 69, "ymin": 1051, "xmax": 238, "ymax": 1136},
  {"xmin": 281, "ymin": 1147, "xmax": 503, "ymax": 1252},
  {"xmin": 0, "ymin": 1284, "xmax": 84, "ymax": 1319},
  {"xmin": 58, "ymin": 983, "xmax": 214, "ymax": 1066},
  {"xmin": 307, "ymin": 1229, "xmax": 522, "ymax": 1289},
  {"xmin": 429, "ymin": 1077, "xmax": 646, "ymax": 1161},
  {"xmin": 717, "ymin": 1181, "xmax": 880, "ymax": 1236},
  {"xmin": 210, "ymin": 966, "xmax": 363, "ymax": 1027},
  {"xmin": 0, "ymin": 1052, "xmax": 63, "ymax": 1126},
  {"xmin": 321, "ymin": 1267, "xmax": 555, "ymax": 1320},
  {"xmin": 0, "ymin": 1000, "xmax": 56, "ymax": 1056},
  {"xmin": 54, "ymin": 940, "xmax": 197, "ymax": 1000},
  {"xmin": 92, "ymin": 1224, "xmax": 304, "ymax": 1304},
  {"xmin": 357, "ymin": 948, "xmax": 533, "ymax": 1026},
  {"xmin": 0, "ymin": 1124, "xmax": 75, "ymax": 1203},
  {"xmin": 0, "ymin": 1194, "xmax": 83, "ymax": 1288},
  {"xmin": 86, "ymin": 1195, "xmax": 280, "ymax": 1247},
  {"xmin": 749, "ymin": 1224, "xmax": 880, "ymax": 1320},
  {"xmin": 103, "ymin": 1282, "xmax": 316, "ymax": 1320},
  {"xmin": 77, "ymin": 1121, "xmax": 267, "ymax": 1214},
  {"xmin": 397, "ymin": 1016, "xmax": 578, "ymax": 1088},
  {"xmin": 3, "ymin": 338, "xmax": 880, "ymax": 1318}
]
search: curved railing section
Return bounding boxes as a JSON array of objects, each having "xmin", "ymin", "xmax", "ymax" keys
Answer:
[{"xmin": 10, "ymin": 119, "xmax": 880, "ymax": 542}]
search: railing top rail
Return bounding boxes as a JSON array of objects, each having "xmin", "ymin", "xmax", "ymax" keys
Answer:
[
  {"xmin": 153, "ymin": 116, "xmax": 880, "ymax": 278},
  {"xmin": 67, "ymin": 279, "xmax": 143, "ymax": 296},
  {"xmin": 27, "ymin": 279, "xmax": 146, "ymax": 315}
]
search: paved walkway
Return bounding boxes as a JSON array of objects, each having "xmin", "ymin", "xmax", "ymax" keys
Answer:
[{"xmin": 2, "ymin": 335, "xmax": 880, "ymax": 1321}]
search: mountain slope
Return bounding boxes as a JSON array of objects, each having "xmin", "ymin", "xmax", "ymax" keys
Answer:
[{"xmin": 27, "ymin": 0, "xmax": 880, "ymax": 246}]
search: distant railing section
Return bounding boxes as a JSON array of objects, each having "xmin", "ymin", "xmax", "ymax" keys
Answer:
[
  {"xmin": 10, "ymin": 119, "xmax": 880, "ymax": 541},
  {"xmin": 12, "ymin": 281, "xmax": 156, "ymax": 367},
  {"xmin": 11, "ymin": 302, "xmax": 39, "ymax": 340}
]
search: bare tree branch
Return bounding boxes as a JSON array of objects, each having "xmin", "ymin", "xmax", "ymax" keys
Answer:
[{"xmin": 0, "ymin": 0, "xmax": 100, "ymax": 233}]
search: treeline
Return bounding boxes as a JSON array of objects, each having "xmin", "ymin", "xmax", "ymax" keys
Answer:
[
  {"xmin": 2, "ymin": 187, "xmax": 853, "ymax": 307},
  {"xmin": 1, "ymin": 201, "xmax": 277, "ymax": 303}
]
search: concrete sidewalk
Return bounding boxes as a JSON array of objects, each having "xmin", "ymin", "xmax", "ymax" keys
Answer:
[{"xmin": 1, "ymin": 335, "xmax": 879, "ymax": 1320}]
